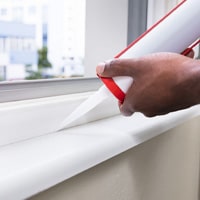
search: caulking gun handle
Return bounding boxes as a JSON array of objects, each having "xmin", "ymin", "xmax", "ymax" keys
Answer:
[{"xmin": 99, "ymin": 76, "xmax": 125, "ymax": 103}]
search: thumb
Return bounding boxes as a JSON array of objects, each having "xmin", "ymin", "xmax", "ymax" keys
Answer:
[{"xmin": 96, "ymin": 58, "xmax": 137, "ymax": 78}]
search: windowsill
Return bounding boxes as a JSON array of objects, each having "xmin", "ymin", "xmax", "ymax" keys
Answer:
[{"xmin": 0, "ymin": 92, "xmax": 200, "ymax": 199}]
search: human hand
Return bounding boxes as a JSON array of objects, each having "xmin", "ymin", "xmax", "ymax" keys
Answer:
[{"xmin": 96, "ymin": 52, "xmax": 200, "ymax": 117}]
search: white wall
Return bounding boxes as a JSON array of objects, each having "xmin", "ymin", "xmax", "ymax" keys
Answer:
[
  {"xmin": 31, "ymin": 116, "xmax": 200, "ymax": 200},
  {"xmin": 84, "ymin": 0, "xmax": 128, "ymax": 77}
]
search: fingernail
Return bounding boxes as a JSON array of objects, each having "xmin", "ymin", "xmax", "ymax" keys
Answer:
[{"xmin": 96, "ymin": 62, "xmax": 105, "ymax": 75}]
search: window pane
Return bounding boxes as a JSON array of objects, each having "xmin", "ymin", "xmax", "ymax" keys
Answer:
[
  {"xmin": 0, "ymin": 0, "xmax": 86, "ymax": 81},
  {"xmin": 0, "ymin": 0, "xmax": 130, "ymax": 82}
]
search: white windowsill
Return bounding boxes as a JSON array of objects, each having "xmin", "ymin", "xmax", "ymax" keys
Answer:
[{"xmin": 0, "ymin": 92, "xmax": 200, "ymax": 200}]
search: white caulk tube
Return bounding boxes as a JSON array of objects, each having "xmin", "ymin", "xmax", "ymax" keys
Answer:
[{"xmin": 99, "ymin": 0, "xmax": 200, "ymax": 103}]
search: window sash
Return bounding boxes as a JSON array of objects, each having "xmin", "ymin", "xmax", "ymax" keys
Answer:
[
  {"xmin": 0, "ymin": 0, "xmax": 148, "ymax": 103},
  {"xmin": 0, "ymin": 77, "xmax": 102, "ymax": 103}
]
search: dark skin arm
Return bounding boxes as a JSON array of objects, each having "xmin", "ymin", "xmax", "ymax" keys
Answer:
[{"xmin": 96, "ymin": 52, "xmax": 200, "ymax": 117}]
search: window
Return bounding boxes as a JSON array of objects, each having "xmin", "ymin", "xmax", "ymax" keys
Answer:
[
  {"xmin": 0, "ymin": 0, "xmax": 85, "ymax": 81},
  {"xmin": 12, "ymin": 7, "xmax": 24, "ymax": 22},
  {"xmin": 0, "ymin": 0, "xmax": 134, "ymax": 82},
  {"xmin": 0, "ymin": 0, "xmax": 147, "ymax": 102},
  {"xmin": 0, "ymin": 8, "xmax": 7, "ymax": 16},
  {"xmin": 28, "ymin": 6, "xmax": 36, "ymax": 16},
  {"xmin": 0, "ymin": 37, "xmax": 6, "ymax": 53},
  {"xmin": 0, "ymin": 0, "xmax": 199, "ymax": 103}
]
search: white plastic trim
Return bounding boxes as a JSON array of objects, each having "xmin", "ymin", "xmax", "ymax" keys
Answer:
[{"xmin": 0, "ymin": 104, "xmax": 200, "ymax": 199}]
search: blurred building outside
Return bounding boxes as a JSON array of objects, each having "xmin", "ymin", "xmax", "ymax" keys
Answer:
[{"xmin": 0, "ymin": 0, "xmax": 85, "ymax": 81}]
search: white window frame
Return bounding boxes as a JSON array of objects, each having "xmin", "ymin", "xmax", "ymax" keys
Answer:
[{"xmin": 0, "ymin": 0, "xmax": 148, "ymax": 103}]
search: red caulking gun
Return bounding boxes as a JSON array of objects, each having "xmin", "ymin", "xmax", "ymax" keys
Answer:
[{"xmin": 58, "ymin": 0, "xmax": 200, "ymax": 131}]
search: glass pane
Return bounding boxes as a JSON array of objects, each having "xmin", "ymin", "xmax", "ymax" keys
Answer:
[
  {"xmin": 0, "ymin": 0, "xmax": 86, "ymax": 81},
  {"xmin": 0, "ymin": 0, "xmax": 130, "ymax": 82}
]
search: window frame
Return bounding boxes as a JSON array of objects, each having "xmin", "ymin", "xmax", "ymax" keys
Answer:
[
  {"xmin": 0, "ymin": 0, "xmax": 148, "ymax": 103},
  {"xmin": 0, "ymin": 77, "xmax": 102, "ymax": 103}
]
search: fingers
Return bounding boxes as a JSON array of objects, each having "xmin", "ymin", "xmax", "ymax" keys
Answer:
[
  {"xmin": 96, "ymin": 58, "xmax": 139, "ymax": 116},
  {"xmin": 96, "ymin": 51, "xmax": 195, "ymax": 79},
  {"xmin": 96, "ymin": 58, "xmax": 139, "ymax": 78}
]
